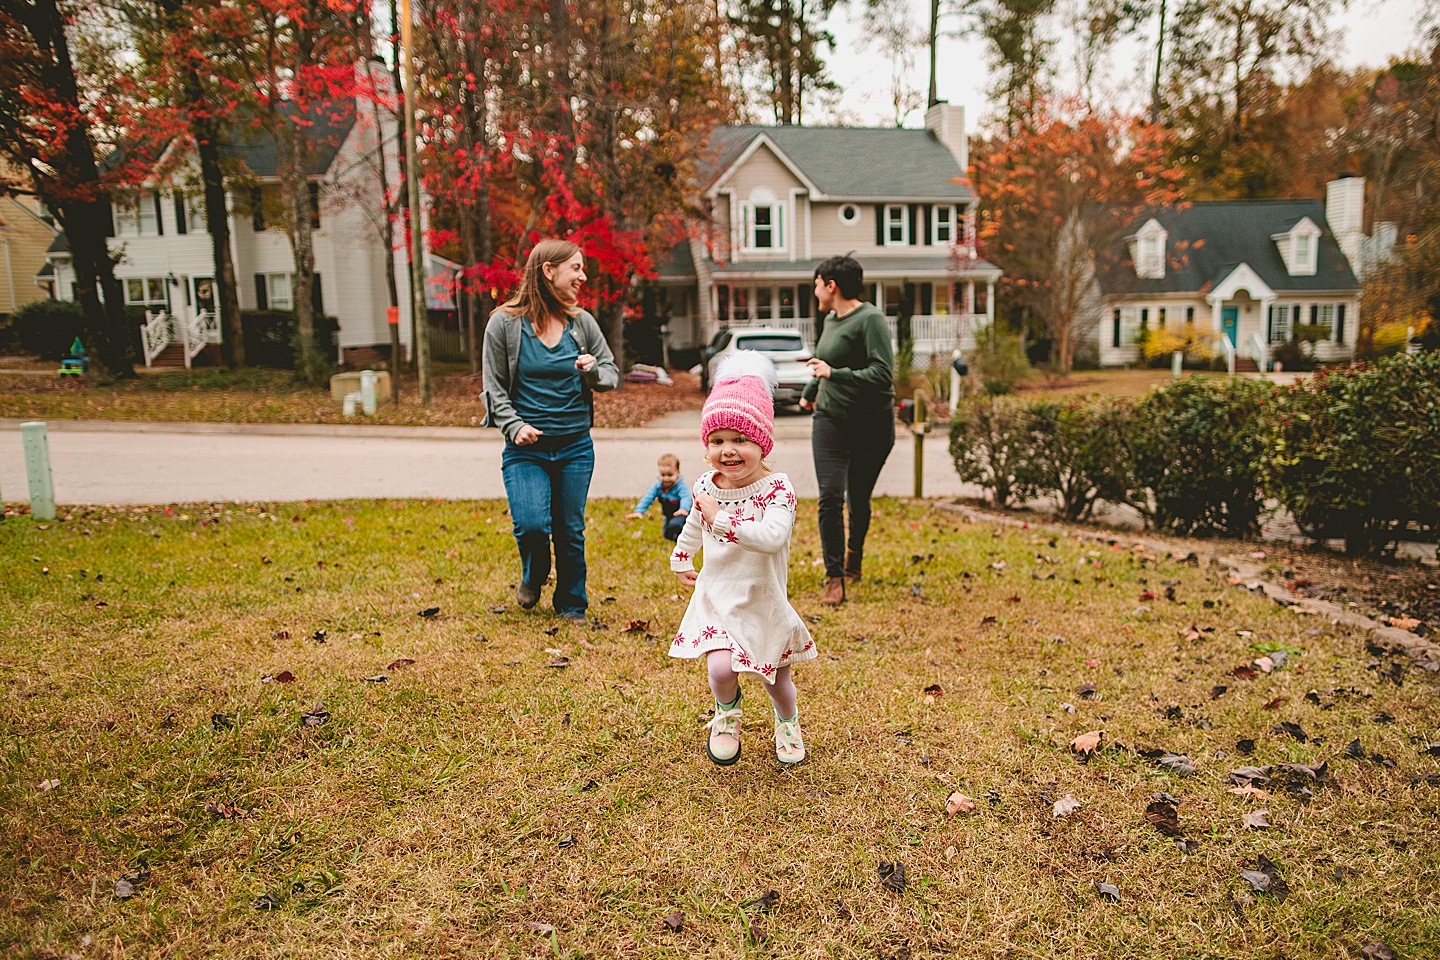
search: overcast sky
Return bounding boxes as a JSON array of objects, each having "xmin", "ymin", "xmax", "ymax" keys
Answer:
[{"xmin": 822, "ymin": 0, "xmax": 1430, "ymax": 129}]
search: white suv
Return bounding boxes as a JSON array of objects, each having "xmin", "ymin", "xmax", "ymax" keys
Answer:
[{"xmin": 700, "ymin": 327, "xmax": 814, "ymax": 405}]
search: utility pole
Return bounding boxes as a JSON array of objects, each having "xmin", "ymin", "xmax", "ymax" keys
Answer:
[
  {"xmin": 401, "ymin": 0, "xmax": 432, "ymax": 404},
  {"xmin": 928, "ymin": 0, "xmax": 940, "ymax": 107}
]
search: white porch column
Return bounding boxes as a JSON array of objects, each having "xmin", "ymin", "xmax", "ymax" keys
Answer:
[
  {"xmin": 966, "ymin": 279, "xmax": 976, "ymax": 314},
  {"xmin": 985, "ymin": 280, "xmax": 995, "ymax": 327},
  {"xmin": 1259, "ymin": 297, "xmax": 1274, "ymax": 346},
  {"xmin": 1209, "ymin": 297, "xmax": 1221, "ymax": 332}
]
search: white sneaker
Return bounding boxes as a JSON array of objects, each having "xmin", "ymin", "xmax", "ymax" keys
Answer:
[
  {"xmin": 774, "ymin": 717, "xmax": 806, "ymax": 765},
  {"xmin": 704, "ymin": 696, "xmax": 742, "ymax": 766}
]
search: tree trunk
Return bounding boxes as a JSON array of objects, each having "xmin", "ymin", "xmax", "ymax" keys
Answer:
[
  {"xmin": 550, "ymin": 0, "xmax": 576, "ymax": 169},
  {"xmin": 24, "ymin": 0, "xmax": 133, "ymax": 377},
  {"xmin": 390, "ymin": 0, "xmax": 416, "ymax": 370},
  {"xmin": 194, "ymin": 112, "xmax": 243, "ymax": 368}
]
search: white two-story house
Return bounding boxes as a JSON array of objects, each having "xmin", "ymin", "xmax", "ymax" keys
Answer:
[
  {"xmin": 657, "ymin": 103, "xmax": 1002, "ymax": 358},
  {"xmin": 1090, "ymin": 177, "xmax": 1370, "ymax": 369},
  {"xmin": 42, "ymin": 60, "xmax": 451, "ymax": 369}
]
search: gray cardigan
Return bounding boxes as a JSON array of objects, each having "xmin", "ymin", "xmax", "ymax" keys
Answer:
[{"xmin": 481, "ymin": 307, "xmax": 620, "ymax": 441}]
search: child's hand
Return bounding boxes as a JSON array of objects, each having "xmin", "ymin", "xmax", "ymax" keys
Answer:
[
  {"xmin": 625, "ymin": 512, "xmax": 642, "ymax": 519},
  {"xmin": 674, "ymin": 509, "xmax": 689, "ymax": 516},
  {"xmin": 695, "ymin": 491, "xmax": 719, "ymax": 524},
  {"xmin": 675, "ymin": 570, "xmax": 698, "ymax": 587}
]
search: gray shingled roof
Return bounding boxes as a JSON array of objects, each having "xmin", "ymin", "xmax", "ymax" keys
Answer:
[
  {"xmin": 706, "ymin": 125, "xmax": 973, "ymax": 201},
  {"xmin": 46, "ymin": 232, "xmax": 69, "ymax": 254},
  {"xmin": 220, "ymin": 101, "xmax": 356, "ymax": 178},
  {"xmin": 1096, "ymin": 200, "xmax": 1359, "ymax": 296}
]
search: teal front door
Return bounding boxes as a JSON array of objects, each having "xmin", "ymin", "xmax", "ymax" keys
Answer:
[{"xmin": 1221, "ymin": 306, "xmax": 1239, "ymax": 348}]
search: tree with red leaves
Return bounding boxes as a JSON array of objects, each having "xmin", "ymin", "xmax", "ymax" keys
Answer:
[
  {"xmin": 0, "ymin": 0, "xmax": 168, "ymax": 377},
  {"xmin": 972, "ymin": 98, "xmax": 1186, "ymax": 373},
  {"xmin": 214, "ymin": 0, "xmax": 368, "ymax": 382}
]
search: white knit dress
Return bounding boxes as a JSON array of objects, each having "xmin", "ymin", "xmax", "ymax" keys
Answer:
[{"xmin": 668, "ymin": 470, "xmax": 817, "ymax": 682}]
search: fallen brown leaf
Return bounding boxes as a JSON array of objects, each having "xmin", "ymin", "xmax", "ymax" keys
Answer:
[
  {"xmin": 945, "ymin": 792, "xmax": 976, "ymax": 817},
  {"xmin": 1071, "ymin": 730, "xmax": 1103, "ymax": 756}
]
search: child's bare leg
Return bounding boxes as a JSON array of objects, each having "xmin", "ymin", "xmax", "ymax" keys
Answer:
[
  {"xmin": 705, "ymin": 650, "xmax": 742, "ymax": 765},
  {"xmin": 764, "ymin": 665, "xmax": 798, "ymax": 720}
]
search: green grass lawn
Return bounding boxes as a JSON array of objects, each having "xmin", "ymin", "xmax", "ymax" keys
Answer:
[{"xmin": 2, "ymin": 500, "xmax": 1437, "ymax": 958}]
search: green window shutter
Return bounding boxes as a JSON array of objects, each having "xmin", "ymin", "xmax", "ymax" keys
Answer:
[
  {"xmin": 254, "ymin": 274, "xmax": 268, "ymax": 310},
  {"xmin": 153, "ymin": 193, "xmax": 164, "ymax": 236},
  {"xmin": 875, "ymin": 205, "xmax": 884, "ymax": 246},
  {"xmin": 908, "ymin": 205, "xmax": 918, "ymax": 246},
  {"xmin": 174, "ymin": 194, "xmax": 188, "ymax": 235}
]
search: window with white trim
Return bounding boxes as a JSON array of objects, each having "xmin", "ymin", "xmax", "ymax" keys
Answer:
[
  {"xmin": 1132, "ymin": 219, "xmax": 1167, "ymax": 279},
  {"xmin": 739, "ymin": 188, "xmax": 784, "ymax": 252},
  {"xmin": 114, "ymin": 192, "xmax": 160, "ymax": 237},
  {"xmin": 124, "ymin": 277, "xmax": 169, "ymax": 308},
  {"xmin": 884, "ymin": 204, "xmax": 908, "ymax": 245},
  {"xmin": 1268, "ymin": 303, "xmax": 1292, "ymax": 344},
  {"xmin": 933, "ymin": 205, "xmax": 955, "ymax": 244}
]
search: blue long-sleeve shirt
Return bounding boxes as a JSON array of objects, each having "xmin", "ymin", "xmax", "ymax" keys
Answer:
[{"xmin": 633, "ymin": 475, "xmax": 693, "ymax": 515}]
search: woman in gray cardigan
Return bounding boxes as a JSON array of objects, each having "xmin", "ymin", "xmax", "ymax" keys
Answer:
[{"xmin": 482, "ymin": 239, "xmax": 619, "ymax": 620}]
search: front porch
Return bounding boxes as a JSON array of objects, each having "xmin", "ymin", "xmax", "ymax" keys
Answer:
[{"xmin": 140, "ymin": 308, "xmax": 223, "ymax": 369}]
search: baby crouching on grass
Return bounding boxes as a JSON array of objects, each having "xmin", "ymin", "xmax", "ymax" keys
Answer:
[{"xmin": 668, "ymin": 353, "xmax": 816, "ymax": 766}]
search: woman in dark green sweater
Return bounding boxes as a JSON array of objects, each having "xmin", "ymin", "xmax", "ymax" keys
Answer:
[{"xmin": 799, "ymin": 255, "xmax": 895, "ymax": 605}]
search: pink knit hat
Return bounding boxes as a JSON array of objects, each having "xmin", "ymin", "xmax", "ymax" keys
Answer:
[{"xmin": 701, "ymin": 352, "xmax": 778, "ymax": 457}]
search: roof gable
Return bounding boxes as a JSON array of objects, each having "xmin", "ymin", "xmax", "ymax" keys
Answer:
[
  {"xmin": 704, "ymin": 124, "xmax": 973, "ymax": 201},
  {"xmin": 1096, "ymin": 199, "xmax": 1359, "ymax": 297}
]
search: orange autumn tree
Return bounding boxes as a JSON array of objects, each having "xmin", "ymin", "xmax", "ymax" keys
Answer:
[{"xmin": 973, "ymin": 98, "xmax": 1186, "ymax": 373}]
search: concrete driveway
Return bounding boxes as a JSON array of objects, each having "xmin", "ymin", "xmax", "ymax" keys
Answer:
[{"xmin": 0, "ymin": 413, "xmax": 976, "ymax": 505}]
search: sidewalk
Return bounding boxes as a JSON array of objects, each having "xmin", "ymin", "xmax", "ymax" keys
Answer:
[{"xmin": 0, "ymin": 415, "xmax": 974, "ymax": 505}]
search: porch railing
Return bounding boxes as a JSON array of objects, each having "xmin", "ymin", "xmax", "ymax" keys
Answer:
[
  {"xmin": 739, "ymin": 313, "xmax": 985, "ymax": 357},
  {"xmin": 183, "ymin": 309, "xmax": 221, "ymax": 367},
  {"xmin": 141, "ymin": 310, "xmax": 172, "ymax": 367}
]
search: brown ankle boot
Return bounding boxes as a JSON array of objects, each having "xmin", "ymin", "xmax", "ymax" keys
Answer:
[
  {"xmin": 821, "ymin": 577, "xmax": 846, "ymax": 605},
  {"xmin": 843, "ymin": 551, "xmax": 862, "ymax": 583}
]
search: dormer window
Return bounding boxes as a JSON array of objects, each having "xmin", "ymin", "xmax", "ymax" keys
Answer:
[
  {"xmin": 1273, "ymin": 217, "xmax": 1320, "ymax": 276},
  {"xmin": 1132, "ymin": 219, "xmax": 1167, "ymax": 280},
  {"xmin": 884, "ymin": 205, "xmax": 909, "ymax": 245},
  {"xmin": 740, "ymin": 187, "xmax": 785, "ymax": 253}
]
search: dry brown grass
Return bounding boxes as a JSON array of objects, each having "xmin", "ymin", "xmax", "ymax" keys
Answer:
[{"xmin": 2, "ymin": 500, "xmax": 1437, "ymax": 959}]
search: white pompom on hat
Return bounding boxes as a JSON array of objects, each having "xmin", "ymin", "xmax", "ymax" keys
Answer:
[{"xmin": 701, "ymin": 352, "xmax": 778, "ymax": 456}]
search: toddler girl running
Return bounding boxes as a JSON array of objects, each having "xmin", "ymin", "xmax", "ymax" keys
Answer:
[{"xmin": 669, "ymin": 352, "xmax": 817, "ymax": 766}]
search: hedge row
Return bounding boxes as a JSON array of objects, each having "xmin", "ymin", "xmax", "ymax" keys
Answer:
[{"xmin": 948, "ymin": 352, "xmax": 1440, "ymax": 554}]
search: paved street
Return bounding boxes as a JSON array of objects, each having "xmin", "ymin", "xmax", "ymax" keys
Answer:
[{"xmin": 0, "ymin": 413, "xmax": 975, "ymax": 505}]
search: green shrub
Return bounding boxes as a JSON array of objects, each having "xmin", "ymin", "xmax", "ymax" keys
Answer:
[
  {"xmin": 1018, "ymin": 397, "xmax": 1132, "ymax": 520},
  {"xmin": 1121, "ymin": 377, "xmax": 1277, "ymax": 536},
  {"xmin": 10, "ymin": 300, "xmax": 88, "ymax": 360},
  {"xmin": 948, "ymin": 396, "xmax": 1035, "ymax": 507},
  {"xmin": 242, "ymin": 310, "xmax": 339, "ymax": 370},
  {"xmin": 1264, "ymin": 352, "xmax": 1440, "ymax": 554},
  {"xmin": 969, "ymin": 324, "xmax": 1030, "ymax": 395}
]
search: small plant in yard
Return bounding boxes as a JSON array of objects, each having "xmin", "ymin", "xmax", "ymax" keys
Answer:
[
  {"xmin": 1016, "ymin": 397, "xmax": 1130, "ymax": 520},
  {"xmin": 2, "ymin": 499, "xmax": 1438, "ymax": 957}
]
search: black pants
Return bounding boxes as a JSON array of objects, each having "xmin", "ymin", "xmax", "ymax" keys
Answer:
[
  {"xmin": 661, "ymin": 502, "xmax": 686, "ymax": 541},
  {"xmin": 812, "ymin": 410, "xmax": 895, "ymax": 579}
]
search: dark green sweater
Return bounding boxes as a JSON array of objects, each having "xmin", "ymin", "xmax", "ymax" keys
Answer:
[{"xmin": 801, "ymin": 302, "xmax": 894, "ymax": 419}]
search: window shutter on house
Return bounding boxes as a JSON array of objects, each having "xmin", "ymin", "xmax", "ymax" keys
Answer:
[
  {"xmin": 251, "ymin": 188, "xmax": 265, "ymax": 231},
  {"xmin": 1336, "ymin": 305, "xmax": 1346, "ymax": 341},
  {"xmin": 153, "ymin": 193, "xmax": 164, "ymax": 235},
  {"xmin": 308, "ymin": 182, "xmax": 321, "ymax": 228},
  {"xmin": 922, "ymin": 206, "xmax": 932, "ymax": 245},
  {"xmin": 908, "ymin": 205, "xmax": 919, "ymax": 246},
  {"xmin": 312, "ymin": 273, "xmax": 324, "ymax": 315},
  {"xmin": 1291, "ymin": 304, "xmax": 1300, "ymax": 338},
  {"xmin": 875, "ymin": 205, "xmax": 884, "ymax": 246},
  {"xmin": 1310, "ymin": 305, "xmax": 1319, "ymax": 325},
  {"xmin": 174, "ymin": 194, "xmax": 188, "ymax": 235},
  {"xmin": 255, "ymin": 274, "xmax": 268, "ymax": 310}
]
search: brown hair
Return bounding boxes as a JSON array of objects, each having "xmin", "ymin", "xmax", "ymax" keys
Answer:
[
  {"xmin": 502, "ymin": 239, "xmax": 582, "ymax": 325},
  {"xmin": 657, "ymin": 453, "xmax": 680, "ymax": 469}
]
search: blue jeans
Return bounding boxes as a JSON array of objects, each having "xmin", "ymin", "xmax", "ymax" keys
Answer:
[{"xmin": 501, "ymin": 431, "xmax": 595, "ymax": 617}]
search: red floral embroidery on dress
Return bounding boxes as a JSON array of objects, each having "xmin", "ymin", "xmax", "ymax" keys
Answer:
[
  {"xmin": 701, "ymin": 625, "xmax": 718, "ymax": 640},
  {"xmin": 759, "ymin": 663, "xmax": 776, "ymax": 677},
  {"xmin": 672, "ymin": 550, "xmax": 690, "ymax": 562},
  {"xmin": 672, "ymin": 630, "xmax": 685, "ymax": 647}
]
